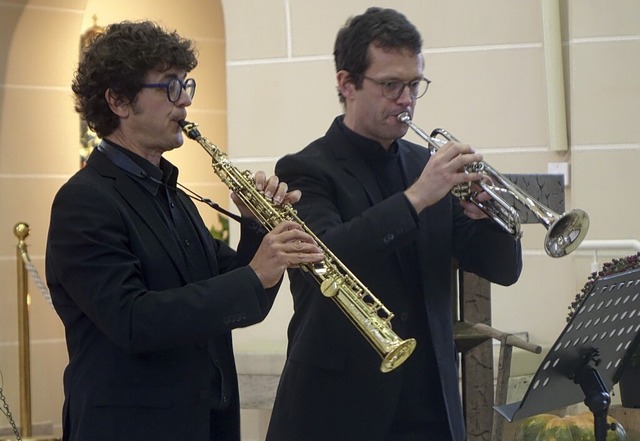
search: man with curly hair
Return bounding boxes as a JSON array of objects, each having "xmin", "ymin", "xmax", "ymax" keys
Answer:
[{"xmin": 46, "ymin": 20, "xmax": 322, "ymax": 441}]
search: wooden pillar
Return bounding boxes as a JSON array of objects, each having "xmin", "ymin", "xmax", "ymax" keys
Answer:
[{"xmin": 457, "ymin": 271, "xmax": 494, "ymax": 441}]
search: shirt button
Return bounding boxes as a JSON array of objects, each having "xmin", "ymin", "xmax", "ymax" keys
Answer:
[
  {"xmin": 184, "ymin": 239, "xmax": 190, "ymax": 246},
  {"xmin": 170, "ymin": 202, "xmax": 175, "ymax": 208},
  {"xmin": 400, "ymin": 312, "xmax": 409, "ymax": 321}
]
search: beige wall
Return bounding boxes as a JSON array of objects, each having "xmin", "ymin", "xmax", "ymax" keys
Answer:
[
  {"xmin": 225, "ymin": 0, "xmax": 640, "ymax": 350},
  {"xmin": 0, "ymin": 0, "xmax": 638, "ymax": 438}
]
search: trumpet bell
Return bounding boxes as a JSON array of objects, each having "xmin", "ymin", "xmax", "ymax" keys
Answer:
[{"xmin": 545, "ymin": 208, "xmax": 590, "ymax": 258}]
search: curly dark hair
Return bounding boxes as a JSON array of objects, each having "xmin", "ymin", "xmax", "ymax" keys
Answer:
[
  {"xmin": 72, "ymin": 20, "xmax": 198, "ymax": 138},
  {"xmin": 333, "ymin": 7, "xmax": 423, "ymax": 103}
]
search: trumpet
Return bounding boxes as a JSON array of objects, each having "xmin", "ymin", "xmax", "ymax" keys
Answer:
[
  {"xmin": 398, "ymin": 112, "xmax": 589, "ymax": 258},
  {"xmin": 180, "ymin": 120, "xmax": 416, "ymax": 372}
]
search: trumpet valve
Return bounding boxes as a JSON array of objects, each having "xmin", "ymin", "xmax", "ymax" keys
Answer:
[{"xmin": 452, "ymin": 183, "xmax": 472, "ymax": 199}]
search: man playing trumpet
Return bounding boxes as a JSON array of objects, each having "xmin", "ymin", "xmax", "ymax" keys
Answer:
[{"xmin": 267, "ymin": 7, "xmax": 522, "ymax": 441}]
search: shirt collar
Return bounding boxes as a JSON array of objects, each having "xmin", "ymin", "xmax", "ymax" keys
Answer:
[
  {"xmin": 98, "ymin": 139, "xmax": 179, "ymax": 195},
  {"xmin": 336, "ymin": 115, "xmax": 399, "ymax": 163}
]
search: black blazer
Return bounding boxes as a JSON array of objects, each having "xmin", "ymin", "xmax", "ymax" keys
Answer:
[
  {"xmin": 46, "ymin": 148, "xmax": 276, "ymax": 441},
  {"xmin": 266, "ymin": 117, "xmax": 522, "ymax": 441}
]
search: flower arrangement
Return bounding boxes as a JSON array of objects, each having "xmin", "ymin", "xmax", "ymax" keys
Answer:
[{"xmin": 567, "ymin": 252, "xmax": 640, "ymax": 367}]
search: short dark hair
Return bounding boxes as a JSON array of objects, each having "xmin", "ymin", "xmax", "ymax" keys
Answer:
[
  {"xmin": 72, "ymin": 20, "xmax": 198, "ymax": 138},
  {"xmin": 333, "ymin": 7, "xmax": 423, "ymax": 103}
]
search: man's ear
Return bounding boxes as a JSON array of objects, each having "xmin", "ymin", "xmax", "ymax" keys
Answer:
[
  {"xmin": 336, "ymin": 70, "xmax": 356, "ymax": 101},
  {"xmin": 104, "ymin": 88, "xmax": 130, "ymax": 118}
]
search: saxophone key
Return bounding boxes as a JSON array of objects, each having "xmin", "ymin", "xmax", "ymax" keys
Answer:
[{"xmin": 320, "ymin": 279, "xmax": 339, "ymax": 297}]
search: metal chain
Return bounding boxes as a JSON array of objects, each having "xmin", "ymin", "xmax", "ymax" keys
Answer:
[
  {"xmin": 22, "ymin": 258, "xmax": 54, "ymax": 309},
  {"xmin": 0, "ymin": 382, "xmax": 21, "ymax": 441}
]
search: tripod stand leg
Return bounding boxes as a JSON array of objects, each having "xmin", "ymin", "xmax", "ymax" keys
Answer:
[{"xmin": 492, "ymin": 338, "xmax": 513, "ymax": 441}]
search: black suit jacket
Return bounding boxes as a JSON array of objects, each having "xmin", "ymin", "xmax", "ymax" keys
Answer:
[
  {"xmin": 266, "ymin": 117, "xmax": 522, "ymax": 441},
  {"xmin": 46, "ymin": 147, "xmax": 276, "ymax": 441}
]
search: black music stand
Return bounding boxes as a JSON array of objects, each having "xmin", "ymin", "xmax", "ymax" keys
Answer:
[{"xmin": 495, "ymin": 267, "xmax": 640, "ymax": 441}]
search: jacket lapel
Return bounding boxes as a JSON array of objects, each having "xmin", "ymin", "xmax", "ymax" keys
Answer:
[
  {"xmin": 177, "ymin": 191, "xmax": 219, "ymax": 269},
  {"xmin": 398, "ymin": 141, "xmax": 426, "ymax": 188},
  {"xmin": 325, "ymin": 121, "xmax": 384, "ymax": 205},
  {"xmin": 87, "ymin": 150, "xmax": 194, "ymax": 282}
]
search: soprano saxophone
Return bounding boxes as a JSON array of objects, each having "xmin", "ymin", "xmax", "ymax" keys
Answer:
[{"xmin": 180, "ymin": 120, "xmax": 416, "ymax": 372}]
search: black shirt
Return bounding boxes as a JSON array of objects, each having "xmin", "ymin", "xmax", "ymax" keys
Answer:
[{"xmin": 337, "ymin": 117, "xmax": 449, "ymax": 428}]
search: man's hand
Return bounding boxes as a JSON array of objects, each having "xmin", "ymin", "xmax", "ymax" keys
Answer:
[
  {"xmin": 231, "ymin": 171, "xmax": 302, "ymax": 218},
  {"xmin": 249, "ymin": 221, "xmax": 324, "ymax": 288},
  {"xmin": 404, "ymin": 141, "xmax": 484, "ymax": 214}
]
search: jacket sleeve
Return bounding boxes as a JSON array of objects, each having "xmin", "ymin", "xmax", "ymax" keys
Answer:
[
  {"xmin": 276, "ymin": 148, "xmax": 522, "ymax": 287},
  {"xmin": 452, "ymin": 209, "xmax": 523, "ymax": 286},
  {"xmin": 276, "ymin": 153, "xmax": 421, "ymax": 273},
  {"xmin": 46, "ymin": 177, "xmax": 274, "ymax": 354}
]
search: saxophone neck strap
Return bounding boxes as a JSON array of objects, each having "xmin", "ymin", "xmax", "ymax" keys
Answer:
[{"xmin": 96, "ymin": 140, "xmax": 249, "ymax": 226}]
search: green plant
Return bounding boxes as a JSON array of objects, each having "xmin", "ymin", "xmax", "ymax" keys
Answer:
[
  {"xmin": 567, "ymin": 252, "xmax": 640, "ymax": 367},
  {"xmin": 210, "ymin": 213, "xmax": 230, "ymax": 245}
]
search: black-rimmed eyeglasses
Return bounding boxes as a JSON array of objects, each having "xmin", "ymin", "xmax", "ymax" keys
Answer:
[
  {"xmin": 141, "ymin": 78, "xmax": 196, "ymax": 103},
  {"xmin": 362, "ymin": 76, "xmax": 431, "ymax": 100}
]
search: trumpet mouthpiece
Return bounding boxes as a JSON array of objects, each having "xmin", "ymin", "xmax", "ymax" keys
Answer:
[{"xmin": 397, "ymin": 112, "xmax": 411, "ymax": 124}]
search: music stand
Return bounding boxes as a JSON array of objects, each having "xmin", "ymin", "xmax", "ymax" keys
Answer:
[{"xmin": 495, "ymin": 267, "xmax": 640, "ymax": 441}]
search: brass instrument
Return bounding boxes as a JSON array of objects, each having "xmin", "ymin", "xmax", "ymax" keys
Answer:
[
  {"xmin": 398, "ymin": 112, "xmax": 590, "ymax": 258},
  {"xmin": 180, "ymin": 120, "xmax": 416, "ymax": 372}
]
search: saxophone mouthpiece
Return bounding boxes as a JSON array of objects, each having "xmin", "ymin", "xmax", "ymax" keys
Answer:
[{"xmin": 179, "ymin": 120, "xmax": 201, "ymax": 140}]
